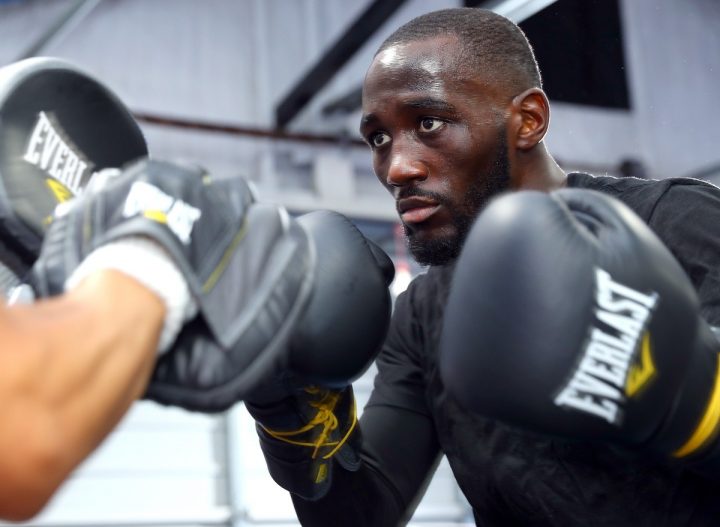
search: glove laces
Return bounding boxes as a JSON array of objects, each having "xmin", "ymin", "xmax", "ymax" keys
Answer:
[{"xmin": 262, "ymin": 387, "xmax": 357, "ymax": 460}]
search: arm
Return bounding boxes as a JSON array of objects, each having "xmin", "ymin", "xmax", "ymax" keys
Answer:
[
  {"xmin": 3, "ymin": 157, "xmax": 269, "ymax": 520},
  {"xmin": 439, "ymin": 189, "xmax": 720, "ymax": 477},
  {"xmin": 291, "ymin": 281, "xmax": 442, "ymax": 526},
  {"xmin": 0, "ymin": 270, "xmax": 163, "ymax": 520},
  {"xmin": 292, "ymin": 404, "xmax": 441, "ymax": 526}
]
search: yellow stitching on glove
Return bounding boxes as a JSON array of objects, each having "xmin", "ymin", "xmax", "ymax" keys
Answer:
[{"xmin": 262, "ymin": 387, "xmax": 358, "ymax": 460}]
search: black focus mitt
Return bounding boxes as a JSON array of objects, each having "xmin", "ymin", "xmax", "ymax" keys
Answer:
[{"xmin": 0, "ymin": 57, "xmax": 147, "ymax": 292}]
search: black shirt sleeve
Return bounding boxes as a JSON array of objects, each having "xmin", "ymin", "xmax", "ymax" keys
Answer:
[
  {"xmin": 292, "ymin": 278, "xmax": 442, "ymax": 526},
  {"xmin": 645, "ymin": 181, "xmax": 720, "ymax": 325},
  {"xmin": 368, "ymin": 277, "xmax": 435, "ymax": 414},
  {"xmin": 568, "ymin": 173, "xmax": 720, "ymax": 326}
]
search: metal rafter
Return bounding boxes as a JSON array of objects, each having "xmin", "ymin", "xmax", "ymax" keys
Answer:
[
  {"xmin": 275, "ymin": 0, "xmax": 407, "ymax": 129},
  {"xmin": 321, "ymin": 0, "xmax": 559, "ymax": 117},
  {"xmin": 17, "ymin": 0, "xmax": 104, "ymax": 60}
]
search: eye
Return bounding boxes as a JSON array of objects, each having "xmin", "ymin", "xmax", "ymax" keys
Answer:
[
  {"xmin": 369, "ymin": 132, "xmax": 391, "ymax": 148},
  {"xmin": 419, "ymin": 117, "xmax": 445, "ymax": 133}
]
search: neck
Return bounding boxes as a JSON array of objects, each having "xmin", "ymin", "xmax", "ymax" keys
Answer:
[{"xmin": 512, "ymin": 142, "xmax": 567, "ymax": 191}]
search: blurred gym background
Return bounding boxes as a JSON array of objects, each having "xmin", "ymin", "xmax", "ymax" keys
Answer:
[{"xmin": 0, "ymin": 0, "xmax": 718, "ymax": 525}]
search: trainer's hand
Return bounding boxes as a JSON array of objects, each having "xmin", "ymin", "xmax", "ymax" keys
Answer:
[
  {"xmin": 31, "ymin": 158, "xmax": 258, "ymax": 359},
  {"xmin": 440, "ymin": 189, "xmax": 720, "ymax": 475}
]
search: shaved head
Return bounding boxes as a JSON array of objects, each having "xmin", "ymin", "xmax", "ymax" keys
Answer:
[{"xmin": 377, "ymin": 8, "xmax": 542, "ymax": 98}]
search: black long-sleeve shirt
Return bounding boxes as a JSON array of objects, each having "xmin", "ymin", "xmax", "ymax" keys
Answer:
[{"xmin": 293, "ymin": 173, "xmax": 720, "ymax": 526}]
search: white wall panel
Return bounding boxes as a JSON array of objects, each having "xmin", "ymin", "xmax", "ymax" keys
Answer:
[
  {"xmin": 0, "ymin": 402, "xmax": 230, "ymax": 526},
  {"xmin": 544, "ymin": 103, "xmax": 640, "ymax": 173},
  {"xmin": 546, "ymin": 0, "xmax": 720, "ymax": 178},
  {"xmin": 0, "ymin": 0, "xmax": 73, "ymax": 65},
  {"xmin": 619, "ymin": 0, "xmax": 720, "ymax": 178},
  {"xmin": 47, "ymin": 0, "xmax": 259, "ymax": 122}
]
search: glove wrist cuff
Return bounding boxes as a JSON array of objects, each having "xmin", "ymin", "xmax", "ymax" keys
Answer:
[
  {"xmin": 65, "ymin": 236, "xmax": 198, "ymax": 353},
  {"xmin": 249, "ymin": 386, "xmax": 362, "ymax": 499},
  {"xmin": 259, "ymin": 387, "xmax": 358, "ymax": 460}
]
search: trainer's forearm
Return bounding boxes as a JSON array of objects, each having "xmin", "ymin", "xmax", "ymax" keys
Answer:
[{"xmin": 0, "ymin": 270, "xmax": 163, "ymax": 520}]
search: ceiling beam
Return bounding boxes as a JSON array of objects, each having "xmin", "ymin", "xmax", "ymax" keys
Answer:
[
  {"xmin": 472, "ymin": 0, "xmax": 559, "ymax": 23},
  {"xmin": 133, "ymin": 111, "xmax": 367, "ymax": 148},
  {"xmin": 17, "ymin": 0, "xmax": 104, "ymax": 60},
  {"xmin": 321, "ymin": 0, "xmax": 559, "ymax": 117},
  {"xmin": 275, "ymin": 0, "xmax": 407, "ymax": 129},
  {"xmin": 322, "ymin": 85, "xmax": 363, "ymax": 117}
]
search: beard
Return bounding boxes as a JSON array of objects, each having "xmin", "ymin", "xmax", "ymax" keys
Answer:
[{"xmin": 404, "ymin": 134, "xmax": 510, "ymax": 266}]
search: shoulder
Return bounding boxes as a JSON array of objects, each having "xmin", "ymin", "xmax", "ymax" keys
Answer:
[{"xmin": 567, "ymin": 172, "xmax": 720, "ymax": 223}]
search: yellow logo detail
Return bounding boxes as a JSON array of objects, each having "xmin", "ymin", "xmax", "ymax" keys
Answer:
[
  {"xmin": 46, "ymin": 179, "xmax": 73, "ymax": 203},
  {"xmin": 143, "ymin": 210, "xmax": 168, "ymax": 224},
  {"xmin": 625, "ymin": 332, "xmax": 655, "ymax": 397},
  {"xmin": 314, "ymin": 462, "xmax": 328, "ymax": 484}
]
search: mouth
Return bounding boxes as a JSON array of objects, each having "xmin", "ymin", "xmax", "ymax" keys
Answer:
[{"xmin": 397, "ymin": 196, "xmax": 441, "ymax": 225}]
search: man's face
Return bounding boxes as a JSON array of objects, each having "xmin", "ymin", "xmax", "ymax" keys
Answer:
[{"xmin": 360, "ymin": 35, "xmax": 510, "ymax": 266}]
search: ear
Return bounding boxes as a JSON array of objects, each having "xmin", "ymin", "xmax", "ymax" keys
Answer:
[{"xmin": 509, "ymin": 88, "xmax": 550, "ymax": 151}]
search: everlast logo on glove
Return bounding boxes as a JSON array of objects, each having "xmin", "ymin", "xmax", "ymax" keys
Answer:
[
  {"xmin": 554, "ymin": 268, "xmax": 658, "ymax": 425},
  {"xmin": 23, "ymin": 111, "xmax": 92, "ymax": 201},
  {"xmin": 123, "ymin": 180, "xmax": 202, "ymax": 243}
]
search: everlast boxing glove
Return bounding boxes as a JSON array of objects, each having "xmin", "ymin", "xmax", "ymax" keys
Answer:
[
  {"xmin": 244, "ymin": 211, "xmax": 394, "ymax": 500},
  {"xmin": 0, "ymin": 57, "xmax": 147, "ymax": 294},
  {"xmin": 440, "ymin": 189, "xmax": 720, "ymax": 476},
  {"xmin": 32, "ymin": 158, "xmax": 317, "ymax": 404},
  {"xmin": 148, "ymin": 208, "xmax": 392, "ymax": 417}
]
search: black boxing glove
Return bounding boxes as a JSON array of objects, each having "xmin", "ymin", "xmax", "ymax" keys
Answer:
[
  {"xmin": 0, "ymin": 57, "xmax": 147, "ymax": 294},
  {"xmin": 245, "ymin": 210, "xmax": 394, "ymax": 500},
  {"xmin": 288, "ymin": 210, "xmax": 394, "ymax": 386},
  {"xmin": 440, "ymin": 189, "xmax": 720, "ymax": 476},
  {"xmin": 147, "ymin": 209, "xmax": 393, "ymax": 415}
]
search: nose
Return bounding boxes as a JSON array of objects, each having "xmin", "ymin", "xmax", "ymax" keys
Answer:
[{"xmin": 385, "ymin": 144, "xmax": 428, "ymax": 188}]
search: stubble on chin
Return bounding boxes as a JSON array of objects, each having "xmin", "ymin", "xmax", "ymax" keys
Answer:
[{"xmin": 406, "ymin": 227, "xmax": 461, "ymax": 266}]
